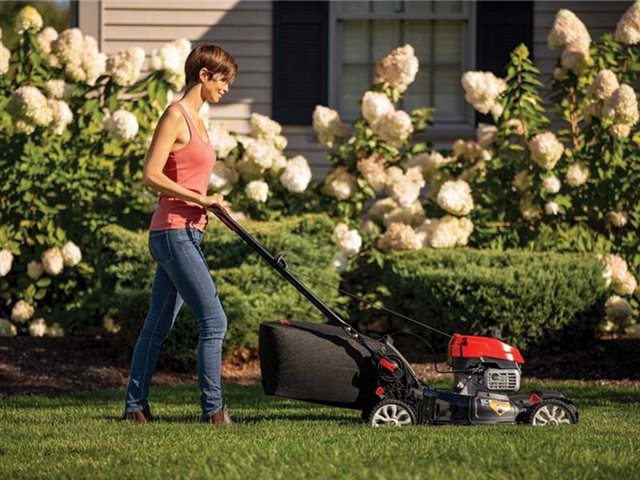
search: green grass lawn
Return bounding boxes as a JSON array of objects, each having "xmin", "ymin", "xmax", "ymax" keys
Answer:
[{"xmin": 1, "ymin": 381, "xmax": 639, "ymax": 480}]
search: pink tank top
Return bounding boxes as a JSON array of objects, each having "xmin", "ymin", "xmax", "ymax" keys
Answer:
[{"xmin": 149, "ymin": 102, "xmax": 216, "ymax": 232}]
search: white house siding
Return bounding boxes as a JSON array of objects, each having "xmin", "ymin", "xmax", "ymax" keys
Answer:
[{"xmin": 80, "ymin": 1, "xmax": 633, "ymax": 179}]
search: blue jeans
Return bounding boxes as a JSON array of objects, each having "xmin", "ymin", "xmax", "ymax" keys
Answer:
[{"xmin": 124, "ymin": 227, "xmax": 228, "ymax": 417}]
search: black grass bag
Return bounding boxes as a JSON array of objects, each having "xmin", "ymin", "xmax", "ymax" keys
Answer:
[{"xmin": 259, "ymin": 321, "xmax": 380, "ymax": 409}]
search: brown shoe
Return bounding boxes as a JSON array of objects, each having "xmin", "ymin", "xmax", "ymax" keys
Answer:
[
  {"xmin": 124, "ymin": 410, "xmax": 148, "ymax": 424},
  {"xmin": 123, "ymin": 405, "xmax": 153, "ymax": 423},
  {"xmin": 202, "ymin": 405, "xmax": 234, "ymax": 424}
]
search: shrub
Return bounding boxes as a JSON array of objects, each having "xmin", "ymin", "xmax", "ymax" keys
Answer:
[
  {"xmin": 342, "ymin": 249, "xmax": 608, "ymax": 351},
  {"xmin": 95, "ymin": 214, "xmax": 342, "ymax": 370}
]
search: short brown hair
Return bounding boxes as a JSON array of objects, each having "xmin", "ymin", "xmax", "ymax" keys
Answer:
[{"xmin": 184, "ymin": 44, "xmax": 238, "ymax": 88}]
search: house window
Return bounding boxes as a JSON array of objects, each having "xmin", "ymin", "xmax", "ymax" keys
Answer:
[{"xmin": 331, "ymin": 1, "xmax": 475, "ymax": 128}]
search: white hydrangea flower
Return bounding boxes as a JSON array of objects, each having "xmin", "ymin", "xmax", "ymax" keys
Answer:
[
  {"xmin": 506, "ymin": 118, "xmax": 525, "ymax": 136},
  {"xmin": 407, "ymin": 151, "xmax": 453, "ymax": 175},
  {"xmin": 542, "ymin": 175, "xmax": 561, "ymax": 194},
  {"xmin": 598, "ymin": 254, "xmax": 637, "ymax": 296},
  {"xmin": 47, "ymin": 99, "xmax": 73, "ymax": 135},
  {"xmin": 0, "ymin": 41, "xmax": 10, "ymax": 75},
  {"xmin": 587, "ymin": 70, "xmax": 620, "ymax": 100},
  {"xmin": 383, "ymin": 201, "xmax": 426, "ymax": 227},
  {"xmin": 565, "ymin": 162, "xmax": 589, "ymax": 187},
  {"xmin": 52, "ymin": 28, "xmax": 83, "ymax": 66},
  {"xmin": 461, "ymin": 71, "xmax": 507, "ymax": 115},
  {"xmin": 322, "ymin": 166, "xmax": 357, "ymax": 201},
  {"xmin": 607, "ymin": 211, "xmax": 628, "ymax": 228},
  {"xmin": 15, "ymin": 119, "xmax": 35, "ymax": 134},
  {"xmin": 11, "ymin": 300, "xmax": 34, "ymax": 323},
  {"xmin": 7, "ymin": 86, "xmax": 53, "ymax": 129},
  {"xmin": 29, "ymin": 318, "xmax": 47, "ymax": 337},
  {"xmin": 605, "ymin": 295, "xmax": 633, "ymax": 325},
  {"xmin": 15, "ymin": 6, "xmax": 43, "ymax": 35},
  {"xmin": 45, "ymin": 322, "xmax": 64, "ymax": 337},
  {"xmin": 560, "ymin": 43, "xmax": 589, "ymax": 75},
  {"xmin": 361, "ymin": 91, "xmax": 394, "ymax": 126},
  {"xmin": 312, "ymin": 105, "xmax": 349, "ymax": 148},
  {"xmin": 334, "ymin": 223, "xmax": 362, "ymax": 258},
  {"xmin": 250, "ymin": 112, "xmax": 282, "ymax": 139},
  {"xmin": 106, "ymin": 47, "xmax": 145, "ymax": 86},
  {"xmin": 272, "ymin": 134, "xmax": 288, "ymax": 152},
  {"xmin": 209, "ymin": 162, "xmax": 238, "ymax": 195},
  {"xmin": 378, "ymin": 222, "xmax": 422, "ymax": 251},
  {"xmin": 544, "ymin": 201, "xmax": 560, "ymax": 216},
  {"xmin": 85, "ymin": 38, "xmax": 106, "ymax": 85},
  {"xmin": 375, "ymin": 110, "xmax": 414, "ymax": 147},
  {"xmin": 476, "ymin": 123, "xmax": 498, "ymax": 148},
  {"xmin": 104, "ymin": 110, "xmax": 139, "ymax": 141},
  {"xmin": 386, "ymin": 166, "xmax": 425, "ymax": 207},
  {"xmin": 42, "ymin": 247, "xmax": 64, "ymax": 276},
  {"xmin": 602, "ymin": 84, "xmax": 639, "ymax": 126},
  {"xmin": 519, "ymin": 194, "xmax": 542, "ymax": 221},
  {"xmin": 149, "ymin": 39, "xmax": 190, "ymax": 84},
  {"xmin": 357, "ymin": 154, "xmax": 388, "ymax": 194},
  {"xmin": 367, "ymin": 197, "xmax": 399, "ymax": 222},
  {"xmin": 419, "ymin": 215, "xmax": 474, "ymax": 248},
  {"xmin": 0, "ymin": 318, "xmax": 17, "ymax": 337},
  {"xmin": 27, "ymin": 260, "xmax": 44, "ymax": 280},
  {"xmin": 618, "ymin": 272, "xmax": 638, "ymax": 296},
  {"xmin": 269, "ymin": 151, "xmax": 288, "ymax": 174},
  {"xmin": 529, "ymin": 132, "xmax": 564, "ymax": 170},
  {"xmin": 240, "ymin": 138, "xmax": 273, "ymax": 171},
  {"xmin": 0, "ymin": 249, "xmax": 14, "ymax": 277},
  {"xmin": 37, "ymin": 26, "xmax": 58, "ymax": 55},
  {"xmin": 436, "ymin": 180, "xmax": 474, "ymax": 216},
  {"xmin": 208, "ymin": 121, "xmax": 238, "ymax": 158},
  {"xmin": 374, "ymin": 44, "xmax": 419, "ymax": 93},
  {"xmin": 547, "ymin": 9, "xmax": 591, "ymax": 51},
  {"xmin": 245, "ymin": 180, "xmax": 269, "ymax": 202},
  {"xmin": 615, "ymin": 0, "xmax": 640, "ymax": 45},
  {"xmin": 44, "ymin": 79, "xmax": 72, "ymax": 100},
  {"xmin": 61, "ymin": 241, "xmax": 82, "ymax": 267},
  {"xmin": 610, "ymin": 123, "xmax": 632, "ymax": 139},
  {"xmin": 103, "ymin": 316, "xmax": 121, "ymax": 334},
  {"xmin": 280, "ymin": 155, "xmax": 312, "ymax": 193}
]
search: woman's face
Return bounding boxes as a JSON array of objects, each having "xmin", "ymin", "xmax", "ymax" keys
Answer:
[{"xmin": 200, "ymin": 69, "xmax": 229, "ymax": 103}]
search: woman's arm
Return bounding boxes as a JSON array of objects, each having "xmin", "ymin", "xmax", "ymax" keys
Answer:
[{"xmin": 142, "ymin": 106, "xmax": 218, "ymax": 206}]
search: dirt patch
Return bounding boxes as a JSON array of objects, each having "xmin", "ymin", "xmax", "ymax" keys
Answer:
[{"xmin": 0, "ymin": 336, "xmax": 637, "ymax": 398}]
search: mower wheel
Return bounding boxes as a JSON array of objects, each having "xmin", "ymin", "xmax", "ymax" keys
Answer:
[
  {"xmin": 528, "ymin": 399, "xmax": 578, "ymax": 426},
  {"xmin": 369, "ymin": 399, "xmax": 416, "ymax": 427}
]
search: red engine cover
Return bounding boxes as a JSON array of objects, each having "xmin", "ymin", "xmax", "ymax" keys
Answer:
[{"xmin": 448, "ymin": 334, "xmax": 525, "ymax": 364}]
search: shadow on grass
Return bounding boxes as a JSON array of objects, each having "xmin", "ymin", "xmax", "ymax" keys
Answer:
[{"xmin": 100, "ymin": 412, "xmax": 360, "ymax": 425}]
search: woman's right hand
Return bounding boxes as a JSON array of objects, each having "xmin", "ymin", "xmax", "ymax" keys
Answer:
[{"xmin": 199, "ymin": 193, "xmax": 225, "ymax": 208}]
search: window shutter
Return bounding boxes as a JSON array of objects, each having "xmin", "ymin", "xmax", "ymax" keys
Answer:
[
  {"xmin": 272, "ymin": 1, "xmax": 329, "ymax": 125},
  {"xmin": 475, "ymin": 1, "xmax": 534, "ymax": 123}
]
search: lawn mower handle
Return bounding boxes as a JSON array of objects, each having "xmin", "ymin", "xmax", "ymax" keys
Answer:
[{"xmin": 208, "ymin": 203, "xmax": 356, "ymax": 334}]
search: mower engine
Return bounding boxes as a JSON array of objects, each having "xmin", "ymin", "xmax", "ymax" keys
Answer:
[{"xmin": 448, "ymin": 334, "xmax": 523, "ymax": 396}]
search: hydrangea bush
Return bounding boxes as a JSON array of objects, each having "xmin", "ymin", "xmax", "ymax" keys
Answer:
[
  {"xmin": 313, "ymin": 4, "xmax": 639, "ymax": 333},
  {"xmin": 0, "ymin": 6, "xmax": 322, "ymax": 336},
  {"xmin": 205, "ymin": 111, "xmax": 319, "ymax": 221}
]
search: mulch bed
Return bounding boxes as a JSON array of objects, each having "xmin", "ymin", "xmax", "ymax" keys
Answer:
[{"xmin": 0, "ymin": 336, "xmax": 638, "ymax": 398}]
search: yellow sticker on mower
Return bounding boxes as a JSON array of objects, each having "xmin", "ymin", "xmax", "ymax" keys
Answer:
[{"xmin": 488, "ymin": 400, "xmax": 511, "ymax": 416}]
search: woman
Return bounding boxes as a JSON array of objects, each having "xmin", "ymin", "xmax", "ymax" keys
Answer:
[{"xmin": 123, "ymin": 45, "xmax": 238, "ymax": 424}]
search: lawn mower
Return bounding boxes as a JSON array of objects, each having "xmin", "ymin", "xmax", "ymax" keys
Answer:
[{"xmin": 209, "ymin": 204, "xmax": 579, "ymax": 427}]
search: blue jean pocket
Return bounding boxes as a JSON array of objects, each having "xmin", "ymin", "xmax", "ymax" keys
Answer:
[{"xmin": 149, "ymin": 230, "xmax": 173, "ymax": 265}]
